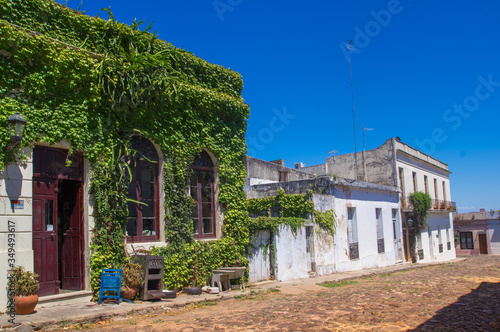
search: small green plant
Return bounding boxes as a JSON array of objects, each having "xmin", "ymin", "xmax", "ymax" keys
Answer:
[
  {"xmin": 409, "ymin": 192, "xmax": 432, "ymax": 262},
  {"xmin": 319, "ymin": 280, "xmax": 358, "ymax": 288},
  {"xmin": 11, "ymin": 266, "xmax": 39, "ymax": 296},
  {"xmin": 197, "ymin": 300, "xmax": 217, "ymax": 308}
]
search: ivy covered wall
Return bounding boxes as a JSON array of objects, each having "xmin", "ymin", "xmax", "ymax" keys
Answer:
[{"xmin": 0, "ymin": 0, "xmax": 250, "ymax": 293}]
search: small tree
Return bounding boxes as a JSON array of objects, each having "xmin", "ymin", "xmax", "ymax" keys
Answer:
[{"xmin": 409, "ymin": 192, "xmax": 432, "ymax": 262}]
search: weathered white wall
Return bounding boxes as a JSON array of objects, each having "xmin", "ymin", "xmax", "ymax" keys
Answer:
[
  {"xmin": 323, "ymin": 186, "xmax": 401, "ymax": 274},
  {"xmin": 312, "ymin": 194, "xmax": 336, "ymax": 275},
  {"xmin": 248, "ymin": 231, "xmax": 272, "ymax": 282},
  {"xmin": 274, "ymin": 225, "xmax": 309, "ymax": 281},
  {"xmin": 0, "ymin": 148, "xmax": 34, "ymax": 309},
  {"xmin": 247, "ymin": 185, "xmax": 403, "ymax": 283},
  {"xmin": 418, "ymin": 212, "xmax": 456, "ymax": 263}
]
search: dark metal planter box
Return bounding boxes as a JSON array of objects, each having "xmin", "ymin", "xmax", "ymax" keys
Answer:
[{"xmin": 131, "ymin": 255, "xmax": 165, "ymax": 301}]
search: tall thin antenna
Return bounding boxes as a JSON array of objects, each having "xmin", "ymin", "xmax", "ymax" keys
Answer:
[
  {"xmin": 347, "ymin": 41, "xmax": 358, "ymax": 180},
  {"xmin": 359, "ymin": 125, "xmax": 374, "ymax": 182}
]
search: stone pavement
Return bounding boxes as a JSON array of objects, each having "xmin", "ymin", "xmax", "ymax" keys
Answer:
[{"xmin": 0, "ymin": 258, "xmax": 467, "ymax": 331}]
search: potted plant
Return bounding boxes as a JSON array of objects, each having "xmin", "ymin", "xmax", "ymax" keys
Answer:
[
  {"xmin": 11, "ymin": 266, "xmax": 39, "ymax": 315},
  {"xmin": 121, "ymin": 262, "xmax": 144, "ymax": 300}
]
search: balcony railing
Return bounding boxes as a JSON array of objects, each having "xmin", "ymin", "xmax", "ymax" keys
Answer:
[{"xmin": 400, "ymin": 197, "xmax": 456, "ymax": 212}]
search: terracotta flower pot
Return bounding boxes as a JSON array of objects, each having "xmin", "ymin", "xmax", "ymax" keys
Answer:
[
  {"xmin": 14, "ymin": 294, "xmax": 38, "ymax": 315},
  {"xmin": 120, "ymin": 287, "xmax": 138, "ymax": 300}
]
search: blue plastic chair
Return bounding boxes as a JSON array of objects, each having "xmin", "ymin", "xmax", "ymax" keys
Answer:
[{"xmin": 98, "ymin": 268, "xmax": 134, "ymax": 304}]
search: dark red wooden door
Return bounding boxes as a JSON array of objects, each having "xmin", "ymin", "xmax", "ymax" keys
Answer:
[
  {"xmin": 60, "ymin": 181, "xmax": 83, "ymax": 290},
  {"xmin": 479, "ymin": 234, "xmax": 488, "ymax": 254},
  {"xmin": 33, "ymin": 178, "xmax": 59, "ymax": 296}
]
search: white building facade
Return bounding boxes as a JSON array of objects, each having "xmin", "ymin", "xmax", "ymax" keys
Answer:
[
  {"xmin": 298, "ymin": 138, "xmax": 456, "ymax": 263},
  {"xmin": 246, "ymin": 157, "xmax": 403, "ymax": 282}
]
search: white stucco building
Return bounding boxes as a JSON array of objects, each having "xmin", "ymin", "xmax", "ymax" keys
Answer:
[
  {"xmin": 246, "ymin": 157, "xmax": 403, "ymax": 282},
  {"xmin": 298, "ymin": 138, "xmax": 456, "ymax": 263}
]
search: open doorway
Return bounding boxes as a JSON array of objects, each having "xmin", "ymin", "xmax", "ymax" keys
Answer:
[
  {"xmin": 33, "ymin": 147, "xmax": 84, "ymax": 296},
  {"xmin": 57, "ymin": 180, "xmax": 83, "ymax": 290}
]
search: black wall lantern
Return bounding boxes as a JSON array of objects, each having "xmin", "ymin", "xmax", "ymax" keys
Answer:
[{"xmin": 7, "ymin": 112, "xmax": 27, "ymax": 143}]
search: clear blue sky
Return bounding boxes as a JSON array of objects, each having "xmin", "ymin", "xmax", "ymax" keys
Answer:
[{"xmin": 57, "ymin": 0, "xmax": 500, "ymax": 213}]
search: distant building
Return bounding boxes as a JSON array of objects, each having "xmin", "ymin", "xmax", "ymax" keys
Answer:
[
  {"xmin": 245, "ymin": 156, "xmax": 402, "ymax": 282},
  {"xmin": 454, "ymin": 210, "xmax": 500, "ymax": 255},
  {"xmin": 298, "ymin": 138, "xmax": 456, "ymax": 263}
]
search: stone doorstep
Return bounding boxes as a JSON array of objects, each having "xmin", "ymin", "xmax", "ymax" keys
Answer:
[{"xmin": 37, "ymin": 290, "xmax": 93, "ymax": 304}]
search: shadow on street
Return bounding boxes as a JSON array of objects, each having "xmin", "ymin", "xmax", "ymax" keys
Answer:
[{"xmin": 410, "ymin": 281, "xmax": 500, "ymax": 331}]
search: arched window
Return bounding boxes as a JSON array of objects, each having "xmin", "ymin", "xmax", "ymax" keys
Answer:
[
  {"xmin": 190, "ymin": 151, "xmax": 216, "ymax": 239},
  {"xmin": 126, "ymin": 137, "xmax": 159, "ymax": 242}
]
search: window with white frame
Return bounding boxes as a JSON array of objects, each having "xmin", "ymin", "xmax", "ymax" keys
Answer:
[
  {"xmin": 347, "ymin": 207, "xmax": 359, "ymax": 259},
  {"xmin": 391, "ymin": 209, "xmax": 398, "ymax": 241},
  {"xmin": 376, "ymin": 208, "xmax": 384, "ymax": 253}
]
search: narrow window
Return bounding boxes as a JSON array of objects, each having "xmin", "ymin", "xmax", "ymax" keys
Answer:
[
  {"xmin": 392, "ymin": 209, "xmax": 398, "ymax": 241},
  {"xmin": 416, "ymin": 233, "xmax": 423, "ymax": 260},
  {"xmin": 434, "ymin": 179, "xmax": 438, "ymax": 200},
  {"xmin": 442, "ymin": 181, "xmax": 447, "ymax": 202},
  {"xmin": 191, "ymin": 151, "xmax": 216, "ymax": 239},
  {"xmin": 347, "ymin": 207, "xmax": 359, "ymax": 259},
  {"xmin": 376, "ymin": 208, "xmax": 384, "ymax": 253},
  {"xmin": 438, "ymin": 225, "xmax": 443, "ymax": 253},
  {"xmin": 126, "ymin": 137, "xmax": 159, "ymax": 242},
  {"xmin": 412, "ymin": 172, "xmax": 417, "ymax": 192},
  {"xmin": 460, "ymin": 232, "xmax": 473, "ymax": 249},
  {"xmin": 45, "ymin": 200, "xmax": 54, "ymax": 231},
  {"xmin": 424, "ymin": 175, "xmax": 429, "ymax": 194}
]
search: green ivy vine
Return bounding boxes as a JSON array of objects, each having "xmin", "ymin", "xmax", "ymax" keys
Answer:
[
  {"xmin": 247, "ymin": 189, "xmax": 337, "ymax": 278},
  {"xmin": 1, "ymin": 0, "xmax": 250, "ymax": 295}
]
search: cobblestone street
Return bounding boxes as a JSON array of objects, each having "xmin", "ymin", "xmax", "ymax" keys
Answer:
[{"xmin": 55, "ymin": 256, "xmax": 500, "ymax": 331}]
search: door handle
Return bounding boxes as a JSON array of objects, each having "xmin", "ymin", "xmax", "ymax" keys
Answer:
[{"xmin": 51, "ymin": 233, "xmax": 56, "ymax": 241}]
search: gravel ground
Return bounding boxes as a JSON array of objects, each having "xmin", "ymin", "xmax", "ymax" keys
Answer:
[{"xmin": 53, "ymin": 255, "xmax": 500, "ymax": 331}]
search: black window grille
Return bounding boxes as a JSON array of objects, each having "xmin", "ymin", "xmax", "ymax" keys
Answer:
[{"xmin": 349, "ymin": 242, "xmax": 359, "ymax": 260}]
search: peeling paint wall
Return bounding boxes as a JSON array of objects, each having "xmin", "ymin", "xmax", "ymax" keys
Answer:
[
  {"xmin": 317, "ymin": 186, "xmax": 401, "ymax": 274},
  {"xmin": 246, "ymin": 181, "xmax": 403, "ymax": 282},
  {"xmin": 248, "ymin": 230, "xmax": 272, "ymax": 282},
  {"xmin": 325, "ymin": 140, "xmax": 395, "ymax": 185},
  {"xmin": 274, "ymin": 225, "xmax": 310, "ymax": 281}
]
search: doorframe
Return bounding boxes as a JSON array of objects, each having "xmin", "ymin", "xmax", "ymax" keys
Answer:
[{"xmin": 32, "ymin": 145, "xmax": 86, "ymax": 294}]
